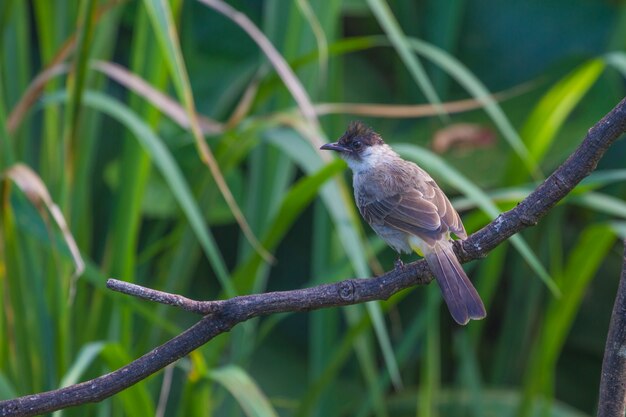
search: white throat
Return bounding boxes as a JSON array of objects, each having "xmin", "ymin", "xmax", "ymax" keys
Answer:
[{"xmin": 344, "ymin": 144, "xmax": 399, "ymax": 174}]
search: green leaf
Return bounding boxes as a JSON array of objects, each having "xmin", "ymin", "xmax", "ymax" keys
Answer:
[
  {"xmin": 0, "ymin": 75, "xmax": 12, "ymax": 169},
  {"xmin": 509, "ymin": 58, "xmax": 605, "ymax": 183},
  {"xmin": 610, "ymin": 221, "xmax": 626, "ymax": 239},
  {"xmin": 101, "ymin": 344, "xmax": 155, "ymax": 417},
  {"xmin": 141, "ymin": 0, "xmax": 191, "ymax": 112},
  {"xmin": 57, "ymin": 342, "xmax": 106, "ymax": 388},
  {"xmin": 60, "ymin": 0, "xmax": 96, "ymax": 202},
  {"xmin": 53, "ymin": 342, "xmax": 106, "ymax": 417},
  {"xmin": 356, "ymin": 306, "xmax": 428, "ymax": 417},
  {"xmin": 390, "ymin": 388, "xmax": 591, "ymax": 417},
  {"xmin": 520, "ymin": 223, "xmax": 616, "ymax": 415},
  {"xmin": 454, "ymin": 331, "xmax": 485, "ymax": 417},
  {"xmin": 297, "ymin": 311, "xmax": 373, "ymax": 417},
  {"xmin": 366, "ymin": 0, "xmax": 446, "ymax": 119},
  {"xmin": 523, "ymin": 58, "xmax": 605, "ymax": 161},
  {"xmin": 604, "ymin": 51, "xmax": 626, "ymax": 78},
  {"xmin": 209, "ymin": 365, "xmax": 279, "ymax": 417},
  {"xmin": 569, "ymin": 191, "xmax": 626, "ymax": 218},
  {"xmin": 42, "ymin": 90, "xmax": 235, "ymax": 296},
  {"xmin": 547, "ymin": 225, "xmax": 615, "ymax": 349},
  {"xmin": 420, "ymin": 286, "xmax": 441, "ymax": 417},
  {"xmin": 143, "ymin": 0, "xmax": 267, "ymax": 263},
  {"xmin": 0, "ymin": 373, "xmax": 16, "ymax": 400},
  {"xmin": 232, "ymin": 158, "xmax": 345, "ymax": 289},
  {"xmin": 452, "ymin": 170, "xmax": 626, "ymax": 212},
  {"xmin": 405, "ymin": 37, "xmax": 536, "ymax": 176}
]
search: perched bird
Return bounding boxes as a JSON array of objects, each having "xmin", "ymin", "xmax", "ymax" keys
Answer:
[{"xmin": 321, "ymin": 121, "xmax": 486, "ymax": 325}]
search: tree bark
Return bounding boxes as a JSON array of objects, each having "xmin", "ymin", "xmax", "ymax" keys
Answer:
[{"xmin": 597, "ymin": 240, "xmax": 626, "ymax": 417}]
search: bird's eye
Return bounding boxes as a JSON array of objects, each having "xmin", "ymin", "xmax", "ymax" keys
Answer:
[{"xmin": 352, "ymin": 140, "xmax": 362, "ymax": 150}]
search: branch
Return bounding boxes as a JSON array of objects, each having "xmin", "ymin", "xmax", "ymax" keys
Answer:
[
  {"xmin": 597, "ymin": 239, "xmax": 626, "ymax": 417},
  {"xmin": 1, "ymin": 97, "xmax": 625, "ymax": 417}
]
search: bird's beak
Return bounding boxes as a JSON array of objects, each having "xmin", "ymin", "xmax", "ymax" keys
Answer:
[{"xmin": 320, "ymin": 142, "xmax": 349, "ymax": 152}]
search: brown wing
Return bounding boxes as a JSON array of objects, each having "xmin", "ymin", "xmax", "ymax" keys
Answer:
[
  {"xmin": 430, "ymin": 183, "xmax": 467, "ymax": 239},
  {"xmin": 360, "ymin": 181, "xmax": 466, "ymax": 243}
]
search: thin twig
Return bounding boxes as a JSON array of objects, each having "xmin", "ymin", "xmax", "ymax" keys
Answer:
[
  {"xmin": 0, "ymin": 97, "xmax": 625, "ymax": 417},
  {"xmin": 313, "ymin": 85, "xmax": 530, "ymax": 118},
  {"xmin": 597, "ymin": 239, "xmax": 626, "ymax": 417},
  {"xmin": 106, "ymin": 279, "xmax": 216, "ymax": 314}
]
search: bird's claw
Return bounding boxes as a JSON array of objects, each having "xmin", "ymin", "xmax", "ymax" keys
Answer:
[{"xmin": 394, "ymin": 258, "xmax": 405, "ymax": 270}]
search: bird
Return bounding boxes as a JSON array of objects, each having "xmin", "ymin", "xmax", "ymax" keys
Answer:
[{"xmin": 320, "ymin": 121, "xmax": 486, "ymax": 325}]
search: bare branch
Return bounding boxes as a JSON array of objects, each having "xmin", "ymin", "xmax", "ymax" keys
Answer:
[
  {"xmin": 1, "ymin": 97, "xmax": 625, "ymax": 417},
  {"xmin": 312, "ymin": 82, "xmax": 534, "ymax": 118},
  {"xmin": 106, "ymin": 279, "xmax": 215, "ymax": 314},
  {"xmin": 597, "ymin": 239, "xmax": 626, "ymax": 417}
]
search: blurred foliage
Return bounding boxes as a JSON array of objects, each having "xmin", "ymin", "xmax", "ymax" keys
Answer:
[{"xmin": 1, "ymin": 0, "xmax": 626, "ymax": 416}]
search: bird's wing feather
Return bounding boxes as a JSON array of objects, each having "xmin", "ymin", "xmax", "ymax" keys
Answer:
[
  {"xmin": 360, "ymin": 183, "xmax": 466, "ymax": 241},
  {"xmin": 431, "ymin": 185, "xmax": 467, "ymax": 239},
  {"xmin": 360, "ymin": 189, "xmax": 441, "ymax": 237}
]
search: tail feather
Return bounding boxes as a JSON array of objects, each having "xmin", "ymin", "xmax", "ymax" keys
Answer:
[{"xmin": 424, "ymin": 242, "xmax": 486, "ymax": 325}]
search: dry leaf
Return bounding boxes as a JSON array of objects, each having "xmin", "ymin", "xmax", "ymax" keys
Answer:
[
  {"xmin": 4, "ymin": 164, "xmax": 85, "ymax": 303},
  {"xmin": 431, "ymin": 123, "xmax": 496, "ymax": 153}
]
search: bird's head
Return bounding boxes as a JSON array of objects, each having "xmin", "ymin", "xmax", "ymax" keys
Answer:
[{"xmin": 320, "ymin": 121, "xmax": 388, "ymax": 171}]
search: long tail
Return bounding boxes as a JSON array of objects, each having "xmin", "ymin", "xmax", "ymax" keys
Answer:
[{"xmin": 424, "ymin": 241, "xmax": 486, "ymax": 325}]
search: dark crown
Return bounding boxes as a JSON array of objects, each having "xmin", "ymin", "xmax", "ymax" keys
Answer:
[{"xmin": 339, "ymin": 121, "xmax": 384, "ymax": 147}]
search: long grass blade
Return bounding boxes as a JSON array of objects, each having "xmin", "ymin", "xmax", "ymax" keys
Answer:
[
  {"xmin": 610, "ymin": 221, "xmax": 626, "ymax": 239},
  {"xmin": 419, "ymin": 287, "xmax": 441, "ymax": 417},
  {"xmin": 0, "ymin": 373, "xmax": 16, "ymax": 401},
  {"xmin": 508, "ymin": 58, "xmax": 605, "ymax": 183},
  {"xmin": 209, "ymin": 365, "xmax": 279, "ymax": 417},
  {"xmin": 519, "ymin": 224, "xmax": 616, "ymax": 417},
  {"xmin": 142, "ymin": 0, "xmax": 272, "ymax": 262},
  {"xmin": 569, "ymin": 191, "xmax": 626, "ymax": 218},
  {"xmin": 232, "ymin": 159, "xmax": 344, "ymax": 289},
  {"xmin": 405, "ymin": 38, "xmax": 538, "ymax": 177},
  {"xmin": 452, "ymin": 170, "xmax": 626, "ymax": 211},
  {"xmin": 52, "ymin": 342, "xmax": 105, "ymax": 417},
  {"xmin": 198, "ymin": 0, "xmax": 320, "ymax": 133},
  {"xmin": 366, "ymin": 0, "xmax": 447, "ymax": 120},
  {"xmin": 295, "ymin": 0, "xmax": 328, "ymax": 87},
  {"xmin": 0, "ymin": 73, "xmax": 12, "ymax": 168},
  {"xmin": 101, "ymin": 343, "xmax": 155, "ymax": 416},
  {"xmin": 60, "ymin": 0, "xmax": 96, "ymax": 207},
  {"xmin": 42, "ymin": 90, "xmax": 235, "ymax": 296},
  {"xmin": 92, "ymin": 61, "xmax": 223, "ymax": 133},
  {"xmin": 3, "ymin": 164, "xmax": 85, "ymax": 288},
  {"xmin": 604, "ymin": 51, "xmax": 626, "ymax": 78},
  {"xmin": 6, "ymin": 0, "xmax": 122, "ymax": 134}
]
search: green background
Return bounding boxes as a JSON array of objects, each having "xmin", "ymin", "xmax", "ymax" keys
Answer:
[{"xmin": 1, "ymin": 0, "xmax": 626, "ymax": 416}]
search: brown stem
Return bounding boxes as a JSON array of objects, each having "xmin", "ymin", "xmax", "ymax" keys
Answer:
[{"xmin": 597, "ymin": 240, "xmax": 626, "ymax": 417}]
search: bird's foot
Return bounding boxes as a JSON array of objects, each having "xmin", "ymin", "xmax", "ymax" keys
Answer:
[{"xmin": 394, "ymin": 257, "xmax": 405, "ymax": 270}]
